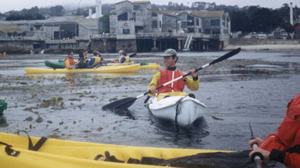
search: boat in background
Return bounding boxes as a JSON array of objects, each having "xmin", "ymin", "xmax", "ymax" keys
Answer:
[
  {"xmin": 25, "ymin": 64, "xmax": 141, "ymax": 74},
  {"xmin": 45, "ymin": 60, "xmax": 65, "ymax": 69},
  {"xmin": 45, "ymin": 60, "xmax": 160, "ymax": 70},
  {"xmin": 146, "ymin": 96, "xmax": 206, "ymax": 128}
]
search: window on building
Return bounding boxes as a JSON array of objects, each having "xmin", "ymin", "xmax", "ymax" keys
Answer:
[
  {"xmin": 54, "ymin": 31, "xmax": 59, "ymax": 39},
  {"xmin": 152, "ymin": 12, "xmax": 157, "ymax": 17},
  {"xmin": 204, "ymin": 29, "xmax": 211, "ymax": 34},
  {"xmin": 60, "ymin": 23, "xmax": 78, "ymax": 39},
  {"xmin": 196, "ymin": 18, "xmax": 199, "ymax": 26},
  {"xmin": 187, "ymin": 15, "xmax": 194, "ymax": 26},
  {"xmin": 159, "ymin": 21, "xmax": 161, "ymax": 28},
  {"xmin": 133, "ymin": 5, "xmax": 141, "ymax": 10},
  {"xmin": 123, "ymin": 29, "xmax": 130, "ymax": 34},
  {"xmin": 118, "ymin": 12, "xmax": 128, "ymax": 21},
  {"xmin": 212, "ymin": 29, "xmax": 220, "ymax": 34},
  {"xmin": 152, "ymin": 20, "xmax": 158, "ymax": 28},
  {"xmin": 198, "ymin": 29, "xmax": 202, "ymax": 33},
  {"xmin": 135, "ymin": 26, "xmax": 143, "ymax": 33},
  {"xmin": 210, "ymin": 19, "xmax": 220, "ymax": 26},
  {"xmin": 188, "ymin": 28, "xmax": 194, "ymax": 33}
]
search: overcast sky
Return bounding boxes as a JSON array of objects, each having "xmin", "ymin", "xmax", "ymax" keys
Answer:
[{"xmin": 0, "ymin": 0, "xmax": 298, "ymax": 13}]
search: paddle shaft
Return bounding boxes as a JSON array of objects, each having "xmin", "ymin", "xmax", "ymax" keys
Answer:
[{"xmin": 249, "ymin": 123, "xmax": 263, "ymax": 168}]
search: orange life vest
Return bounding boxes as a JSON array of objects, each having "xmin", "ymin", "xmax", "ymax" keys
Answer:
[
  {"xmin": 64, "ymin": 58, "xmax": 76, "ymax": 69},
  {"xmin": 261, "ymin": 92, "xmax": 300, "ymax": 152},
  {"xmin": 157, "ymin": 69, "xmax": 186, "ymax": 95}
]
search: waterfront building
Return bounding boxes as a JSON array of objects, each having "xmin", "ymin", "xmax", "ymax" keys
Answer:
[
  {"xmin": 0, "ymin": 0, "xmax": 231, "ymax": 53},
  {"xmin": 109, "ymin": 1, "xmax": 231, "ymax": 51}
]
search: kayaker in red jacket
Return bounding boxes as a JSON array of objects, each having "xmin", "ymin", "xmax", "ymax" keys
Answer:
[
  {"xmin": 249, "ymin": 92, "xmax": 300, "ymax": 168},
  {"xmin": 148, "ymin": 48, "xmax": 199, "ymax": 101}
]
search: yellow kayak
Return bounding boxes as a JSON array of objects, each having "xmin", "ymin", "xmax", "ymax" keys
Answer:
[
  {"xmin": 0, "ymin": 132, "xmax": 229, "ymax": 168},
  {"xmin": 107, "ymin": 62, "xmax": 160, "ymax": 69},
  {"xmin": 24, "ymin": 64, "xmax": 140, "ymax": 74}
]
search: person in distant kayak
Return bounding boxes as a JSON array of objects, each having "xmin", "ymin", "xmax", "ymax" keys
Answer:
[
  {"xmin": 77, "ymin": 51, "xmax": 89, "ymax": 69},
  {"xmin": 249, "ymin": 92, "xmax": 300, "ymax": 168},
  {"xmin": 64, "ymin": 51, "xmax": 78, "ymax": 69},
  {"xmin": 119, "ymin": 51, "xmax": 130, "ymax": 63},
  {"xmin": 148, "ymin": 48, "xmax": 199, "ymax": 101},
  {"xmin": 78, "ymin": 50, "xmax": 89, "ymax": 64},
  {"xmin": 88, "ymin": 50, "xmax": 103, "ymax": 67}
]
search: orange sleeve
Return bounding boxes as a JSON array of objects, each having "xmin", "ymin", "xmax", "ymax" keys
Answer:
[{"xmin": 65, "ymin": 59, "xmax": 71, "ymax": 69}]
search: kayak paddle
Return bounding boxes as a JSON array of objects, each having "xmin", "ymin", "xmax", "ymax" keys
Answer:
[
  {"xmin": 102, "ymin": 48, "xmax": 241, "ymax": 110},
  {"xmin": 249, "ymin": 123, "xmax": 263, "ymax": 168},
  {"xmin": 129, "ymin": 53, "xmax": 137, "ymax": 57}
]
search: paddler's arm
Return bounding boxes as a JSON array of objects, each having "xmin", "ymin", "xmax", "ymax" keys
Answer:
[
  {"xmin": 148, "ymin": 72, "xmax": 161, "ymax": 96},
  {"xmin": 184, "ymin": 69, "xmax": 200, "ymax": 91}
]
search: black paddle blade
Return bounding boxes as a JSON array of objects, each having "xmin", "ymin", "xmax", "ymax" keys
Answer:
[
  {"xmin": 129, "ymin": 53, "xmax": 137, "ymax": 57},
  {"xmin": 102, "ymin": 97, "xmax": 137, "ymax": 111},
  {"xmin": 210, "ymin": 48, "xmax": 241, "ymax": 65}
]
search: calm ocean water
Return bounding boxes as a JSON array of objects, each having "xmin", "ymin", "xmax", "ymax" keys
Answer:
[{"xmin": 0, "ymin": 50, "xmax": 299, "ymax": 151}]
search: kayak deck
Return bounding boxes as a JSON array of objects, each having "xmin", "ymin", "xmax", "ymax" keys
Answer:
[{"xmin": 147, "ymin": 96, "xmax": 206, "ymax": 128}]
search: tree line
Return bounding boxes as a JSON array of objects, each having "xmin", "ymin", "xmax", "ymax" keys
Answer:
[{"xmin": 3, "ymin": 5, "xmax": 64, "ymax": 21}]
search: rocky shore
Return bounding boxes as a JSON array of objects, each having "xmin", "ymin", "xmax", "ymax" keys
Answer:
[
  {"xmin": 225, "ymin": 38, "xmax": 300, "ymax": 51},
  {"xmin": 224, "ymin": 44, "xmax": 300, "ymax": 51}
]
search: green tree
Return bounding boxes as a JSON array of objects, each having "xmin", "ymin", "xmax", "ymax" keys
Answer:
[
  {"xmin": 229, "ymin": 10, "xmax": 251, "ymax": 32},
  {"xmin": 50, "ymin": 5, "xmax": 64, "ymax": 16}
]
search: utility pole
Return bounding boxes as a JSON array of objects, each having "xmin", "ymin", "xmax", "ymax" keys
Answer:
[{"xmin": 290, "ymin": 2, "xmax": 293, "ymax": 26}]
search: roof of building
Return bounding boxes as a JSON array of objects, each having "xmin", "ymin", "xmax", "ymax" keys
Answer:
[
  {"xmin": 150, "ymin": 9, "xmax": 176, "ymax": 17},
  {"xmin": 116, "ymin": 0, "xmax": 150, "ymax": 4},
  {"xmin": 132, "ymin": 1, "xmax": 150, "ymax": 4},
  {"xmin": 191, "ymin": 11, "xmax": 225, "ymax": 18},
  {"xmin": 0, "ymin": 16, "xmax": 98, "ymax": 30},
  {"xmin": 158, "ymin": 10, "xmax": 225, "ymax": 18},
  {"xmin": 116, "ymin": 0, "xmax": 132, "ymax": 4},
  {"xmin": 0, "ymin": 25, "xmax": 25, "ymax": 33}
]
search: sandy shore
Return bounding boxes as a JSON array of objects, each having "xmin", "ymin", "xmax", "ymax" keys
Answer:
[{"xmin": 224, "ymin": 44, "xmax": 300, "ymax": 51}]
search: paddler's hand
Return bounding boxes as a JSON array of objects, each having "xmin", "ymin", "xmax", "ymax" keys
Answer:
[
  {"xmin": 248, "ymin": 138, "xmax": 263, "ymax": 150},
  {"xmin": 249, "ymin": 147, "xmax": 270, "ymax": 161},
  {"xmin": 190, "ymin": 69, "xmax": 198, "ymax": 78},
  {"xmin": 149, "ymin": 86, "xmax": 157, "ymax": 94}
]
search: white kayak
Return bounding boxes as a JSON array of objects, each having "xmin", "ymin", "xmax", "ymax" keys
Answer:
[{"xmin": 146, "ymin": 96, "xmax": 206, "ymax": 128}]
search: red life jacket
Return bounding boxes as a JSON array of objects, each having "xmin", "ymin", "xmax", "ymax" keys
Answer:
[
  {"xmin": 157, "ymin": 69, "xmax": 186, "ymax": 95},
  {"xmin": 261, "ymin": 92, "xmax": 300, "ymax": 152}
]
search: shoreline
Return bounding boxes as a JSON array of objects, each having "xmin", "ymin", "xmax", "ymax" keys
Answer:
[{"xmin": 224, "ymin": 44, "xmax": 300, "ymax": 51}]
